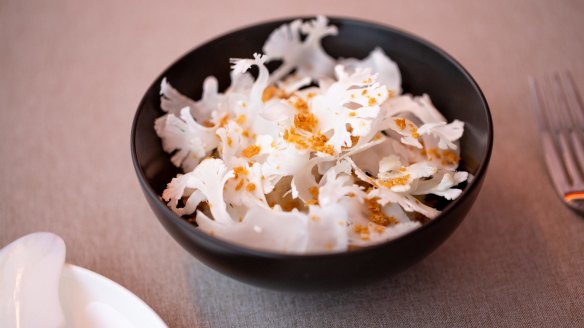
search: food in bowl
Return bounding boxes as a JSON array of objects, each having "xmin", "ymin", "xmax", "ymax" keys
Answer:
[{"xmin": 154, "ymin": 16, "xmax": 468, "ymax": 254}]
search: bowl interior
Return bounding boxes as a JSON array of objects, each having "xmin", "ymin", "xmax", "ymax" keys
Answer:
[{"xmin": 133, "ymin": 17, "xmax": 492, "ymax": 246}]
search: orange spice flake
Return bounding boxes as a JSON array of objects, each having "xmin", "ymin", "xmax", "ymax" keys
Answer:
[
  {"xmin": 373, "ymin": 225, "xmax": 386, "ymax": 233},
  {"xmin": 409, "ymin": 125, "xmax": 420, "ymax": 138},
  {"xmin": 262, "ymin": 85, "xmax": 284, "ymax": 103},
  {"xmin": 226, "ymin": 137, "xmax": 233, "ymax": 147},
  {"xmin": 246, "ymin": 182, "xmax": 256, "ymax": 192},
  {"xmin": 441, "ymin": 150, "xmax": 460, "ymax": 166},
  {"xmin": 309, "ymin": 133, "xmax": 334, "ymax": 155},
  {"xmin": 361, "ymin": 89, "xmax": 368, "ymax": 95},
  {"xmin": 242, "ymin": 129, "xmax": 250, "ymax": 138},
  {"xmin": 368, "ymin": 97, "xmax": 377, "ymax": 106},
  {"xmin": 294, "ymin": 112, "xmax": 318, "ymax": 132},
  {"xmin": 304, "ymin": 186, "xmax": 320, "ymax": 205},
  {"xmin": 234, "ymin": 179, "xmax": 245, "ymax": 191},
  {"xmin": 427, "ymin": 148, "xmax": 441, "ymax": 160},
  {"xmin": 364, "ymin": 198, "xmax": 399, "ymax": 226},
  {"xmin": 378, "ymin": 174, "xmax": 410, "ymax": 189},
  {"xmin": 348, "ymin": 112, "xmax": 357, "ymax": 117},
  {"xmin": 219, "ymin": 114, "xmax": 230, "ymax": 127},
  {"xmin": 233, "ymin": 166, "xmax": 248, "ymax": 178},
  {"xmin": 241, "ymin": 145, "xmax": 261, "ymax": 158},
  {"xmin": 283, "ymin": 128, "xmax": 334, "ymax": 155},
  {"xmin": 353, "ymin": 224, "xmax": 370, "ymax": 241},
  {"xmin": 394, "ymin": 118, "xmax": 406, "ymax": 130},
  {"xmin": 353, "ymin": 224, "xmax": 368, "ymax": 233},
  {"xmin": 202, "ymin": 120, "xmax": 214, "ymax": 127},
  {"xmin": 307, "ymin": 92, "xmax": 316, "ymax": 99},
  {"xmin": 305, "ymin": 199, "xmax": 319, "ymax": 206},
  {"xmin": 235, "ymin": 114, "xmax": 247, "ymax": 125},
  {"xmin": 292, "ymin": 97, "xmax": 309, "ymax": 111},
  {"xmin": 283, "ymin": 128, "xmax": 309, "ymax": 149},
  {"xmin": 308, "ymin": 186, "xmax": 319, "ymax": 199}
]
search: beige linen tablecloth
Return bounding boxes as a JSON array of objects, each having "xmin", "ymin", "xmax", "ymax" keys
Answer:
[{"xmin": 1, "ymin": 0, "xmax": 583, "ymax": 327}]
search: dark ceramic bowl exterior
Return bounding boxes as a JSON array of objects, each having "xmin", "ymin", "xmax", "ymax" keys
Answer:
[{"xmin": 131, "ymin": 17, "xmax": 493, "ymax": 291}]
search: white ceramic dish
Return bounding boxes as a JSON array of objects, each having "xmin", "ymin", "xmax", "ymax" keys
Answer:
[{"xmin": 59, "ymin": 264, "xmax": 167, "ymax": 328}]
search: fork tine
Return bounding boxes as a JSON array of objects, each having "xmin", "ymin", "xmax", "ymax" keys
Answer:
[
  {"xmin": 559, "ymin": 72, "xmax": 584, "ymax": 178},
  {"xmin": 529, "ymin": 78, "xmax": 571, "ymax": 192},
  {"xmin": 561, "ymin": 71, "xmax": 584, "ymax": 128},
  {"xmin": 549, "ymin": 73, "xmax": 584, "ymax": 185}
]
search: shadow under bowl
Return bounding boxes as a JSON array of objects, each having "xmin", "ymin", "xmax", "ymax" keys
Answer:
[{"xmin": 131, "ymin": 16, "xmax": 493, "ymax": 291}]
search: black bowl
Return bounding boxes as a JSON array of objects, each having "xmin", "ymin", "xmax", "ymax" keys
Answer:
[{"xmin": 131, "ymin": 17, "xmax": 493, "ymax": 291}]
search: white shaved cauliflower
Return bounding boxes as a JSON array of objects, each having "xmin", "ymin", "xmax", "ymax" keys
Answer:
[{"xmin": 155, "ymin": 16, "xmax": 468, "ymax": 254}]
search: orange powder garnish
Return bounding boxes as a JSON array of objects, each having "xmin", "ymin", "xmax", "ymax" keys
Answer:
[
  {"xmin": 394, "ymin": 118, "xmax": 406, "ymax": 130},
  {"xmin": 441, "ymin": 150, "xmax": 460, "ymax": 166},
  {"xmin": 262, "ymin": 85, "xmax": 284, "ymax": 102},
  {"xmin": 378, "ymin": 174, "xmax": 410, "ymax": 189},
  {"xmin": 349, "ymin": 112, "xmax": 357, "ymax": 117},
  {"xmin": 427, "ymin": 148, "xmax": 441, "ymax": 159},
  {"xmin": 305, "ymin": 186, "xmax": 320, "ymax": 206},
  {"xmin": 368, "ymin": 97, "xmax": 377, "ymax": 106},
  {"xmin": 246, "ymin": 183, "xmax": 256, "ymax": 192},
  {"xmin": 235, "ymin": 179, "xmax": 245, "ymax": 191},
  {"xmin": 409, "ymin": 125, "xmax": 420, "ymax": 138},
  {"xmin": 353, "ymin": 224, "xmax": 370, "ymax": 241},
  {"xmin": 353, "ymin": 224, "xmax": 368, "ymax": 233},
  {"xmin": 309, "ymin": 133, "xmax": 334, "ymax": 155},
  {"xmin": 219, "ymin": 114, "xmax": 230, "ymax": 127},
  {"xmin": 373, "ymin": 225, "xmax": 386, "ymax": 233},
  {"xmin": 202, "ymin": 120, "xmax": 214, "ymax": 127},
  {"xmin": 305, "ymin": 199, "xmax": 319, "ymax": 206},
  {"xmin": 226, "ymin": 137, "xmax": 233, "ymax": 147},
  {"xmin": 361, "ymin": 89, "xmax": 368, "ymax": 95},
  {"xmin": 292, "ymin": 97, "xmax": 309, "ymax": 111},
  {"xmin": 309, "ymin": 186, "xmax": 319, "ymax": 199},
  {"xmin": 307, "ymin": 92, "xmax": 316, "ymax": 99},
  {"xmin": 294, "ymin": 112, "xmax": 319, "ymax": 132},
  {"xmin": 236, "ymin": 114, "xmax": 247, "ymax": 125},
  {"xmin": 241, "ymin": 145, "xmax": 261, "ymax": 158},
  {"xmin": 364, "ymin": 198, "xmax": 398, "ymax": 226},
  {"xmin": 242, "ymin": 129, "xmax": 250, "ymax": 138},
  {"xmin": 233, "ymin": 166, "xmax": 248, "ymax": 178},
  {"xmin": 283, "ymin": 128, "xmax": 309, "ymax": 149}
]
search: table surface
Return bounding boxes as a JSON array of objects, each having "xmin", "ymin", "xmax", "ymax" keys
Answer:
[{"xmin": 1, "ymin": 0, "xmax": 583, "ymax": 327}]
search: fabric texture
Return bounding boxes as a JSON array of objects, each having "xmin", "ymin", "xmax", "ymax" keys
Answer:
[{"xmin": 1, "ymin": 0, "xmax": 583, "ymax": 327}]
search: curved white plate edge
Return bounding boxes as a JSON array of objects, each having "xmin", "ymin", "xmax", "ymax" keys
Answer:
[{"xmin": 60, "ymin": 263, "xmax": 168, "ymax": 327}]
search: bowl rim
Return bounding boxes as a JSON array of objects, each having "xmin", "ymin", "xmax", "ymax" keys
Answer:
[{"xmin": 131, "ymin": 15, "xmax": 494, "ymax": 259}]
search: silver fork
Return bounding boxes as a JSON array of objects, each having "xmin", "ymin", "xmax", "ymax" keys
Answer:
[{"xmin": 529, "ymin": 72, "xmax": 584, "ymax": 214}]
